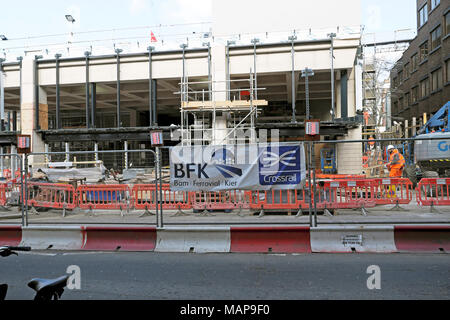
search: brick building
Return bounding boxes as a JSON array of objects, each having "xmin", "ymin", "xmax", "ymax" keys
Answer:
[{"xmin": 390, "ymin": 0, "xmax": 449, "ymax": 132}]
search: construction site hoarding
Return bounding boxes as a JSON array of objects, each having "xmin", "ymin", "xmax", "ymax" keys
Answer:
[{"xmin": 170, "ymin": 143, "xmax": 306, "ymax": 191}]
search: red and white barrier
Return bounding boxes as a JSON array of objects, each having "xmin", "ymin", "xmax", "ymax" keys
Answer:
[
  {"xmin": 416, "ymin": 178, "xmax": 450, "ymax": 208},
  {"xmin": 192, "ymin": 190, "xmax": 250, "ymax": 211},
  {"xmin": 27, "ymin": 182, "xmax": 76, "ymax": 210},
  {"xmin": 310, "ymin": 225, "xmax": 397, "ymax": 253},
  {"xmin": 1, "ymin": 224, "xmax": 449, "ymax": 253},
  {"xmin": 81, "ymin": 226, "xmax": 156, "ymax": 251},
  {"xmin": 132, "ymin": 184, "xmax": 191, "ymax": 211},
  {"xmin": 230, "ymin": 226, "xmax": 311, "ymax": 253},
  {"xmin": 0, "ymin": 225, "xmax": 22, "ymax": 246},
  {"xmin": 19, "ymin": 226, "xmax": 85, "ymax": 250},
  {"xmin": 155, "ymin": 227, "xmax": 231, "ymax": 253},
  {"xmin": 394, "ymin": 225, "xmax": 450, "ymax": 252},
  {"xmin": 372, "ymin": 178, "xmax": 413, "ymax": 206},
  {"xmin": 77, "ymin": 184, "xmax": 130, "ymax": 211}
]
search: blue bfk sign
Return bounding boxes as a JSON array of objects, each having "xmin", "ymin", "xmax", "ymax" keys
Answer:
[{"xmin": 170, "ymin": 143, "xmax": 305, "ymax": 191}]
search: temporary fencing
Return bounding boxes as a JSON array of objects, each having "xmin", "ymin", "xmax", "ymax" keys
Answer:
[
  {"xmin": 27, "ymin": 182, "xmax": 77, "ymax": 210},
  {"xmin": 191, "ymin": 190, "xmax": 251, "ymax": 211},
  {"xmin": 77, "ymin": 184, "xmax": 131, "ymax": 212},
  {"xmin": 416, "ymin": 178, "xmax": 450, "ymax": 208},
  {"xmin": 132, "ymin": 184, "xmax": 191, "ymax": 211},
  {"xmin": 0, "ymin": 181, "xmax": 23, "ymax": 207},
  {"xmin": 372, "ymin": 178, "xmax": 413, "ymax": 206},
  {"xmin": 314, "ymin": 179, "xmax": 377, "ymax": 211}
]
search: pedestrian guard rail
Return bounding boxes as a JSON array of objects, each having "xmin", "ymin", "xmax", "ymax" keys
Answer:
[
  {"xmin": 0, "ymin": 178, "xmax": 444, "ymax": 213},
  {"xmin": 416, "ymin": 178, "xmax": 450, "ymax": 207}
]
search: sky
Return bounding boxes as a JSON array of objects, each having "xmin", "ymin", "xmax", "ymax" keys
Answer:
[{"xmin": 0, "ymin": 0, "xmax": 417, "ymax": 60}]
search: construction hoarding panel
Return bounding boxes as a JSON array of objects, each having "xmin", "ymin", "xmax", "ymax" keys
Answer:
[{"xmin": 170, "ymin": 143, "xmax": 306, "ymax": 191}]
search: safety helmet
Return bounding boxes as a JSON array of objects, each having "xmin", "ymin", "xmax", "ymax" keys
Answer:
[{"xmin": 387, "ymin": 145, "xmax": 395, "ymax": 151}]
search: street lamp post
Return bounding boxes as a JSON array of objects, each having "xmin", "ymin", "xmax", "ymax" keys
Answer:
[
  {"xmin": 251, "ymin": 38, "xmax": 259, "ymax": 101},
  {"xmin": 328, "ymin": 33, "xmax": 336, "ymax": 121},
  {"xmin": 289, "ymin": 34, "xmax": 297, "ymax": 123},
  {"xmin": 65, "ymin": 15, "xmax": 75, "ymax": 45},
  {"xmin": 302, "ymin": 67, "xmax": 317, "ymax": 228},
  {"xmin": 301, "ymin": 68, "xmax": 315, "ymax": 121}
]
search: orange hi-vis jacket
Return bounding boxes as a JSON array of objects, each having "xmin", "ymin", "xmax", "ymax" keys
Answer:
[{"xmin": 387, "ymin": 149, "xmax": 405, "ymax": 178}]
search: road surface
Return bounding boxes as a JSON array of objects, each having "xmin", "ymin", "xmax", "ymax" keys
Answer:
[{"xmin": 1, "ymin": 251, "xmax": 449, "ymax": 300}]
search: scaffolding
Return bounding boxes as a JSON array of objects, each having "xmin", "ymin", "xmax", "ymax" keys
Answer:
[{"xmin": 177, "ymin": 73, "xmax": 267, "ymax": 146}]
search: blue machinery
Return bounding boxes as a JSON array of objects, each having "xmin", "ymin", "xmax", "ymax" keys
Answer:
[
  {"xmin": 320, "ymin": 148, "xmax": 336, "ymax": 174},
  {"xmin": 417, "ymin": 101, "xmax": 449, "ymax": 134}
]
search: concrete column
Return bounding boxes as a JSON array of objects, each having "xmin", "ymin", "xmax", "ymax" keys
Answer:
[
  {"xmin": 337, "ymin": 126, "xmax": 362, "ymax": 174},
  {"xmin": 340, "ymin": 70, "xmax": 348, "ymax": 119},
  {"xmin": 20, "ymin": 57, "xmax": 46, "ymax": 166},
  {"xmin": 412, "ymin": 117, "xmax": 417, "ymax": 136},
  {"xmin": 336, "ymin": 76, "xmax": 342, "ymax": 118},
  {"xmin": 347, "ymin": 67, "xmax": 356, "ymax": 117},
  {"xmin": 211, "ymin": 45, "xmax": 228, "ymax": 145},
  {"xmin": 355, "ymin": 60, "xmax": 363, "ymax": 112}
]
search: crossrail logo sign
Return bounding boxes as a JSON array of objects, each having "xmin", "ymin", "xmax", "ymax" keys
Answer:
[{"xmin": 258, "ymin": 145, "xmax": 302, "ymax": 185}]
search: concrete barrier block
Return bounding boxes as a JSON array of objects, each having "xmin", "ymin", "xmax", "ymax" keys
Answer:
[
  {"xmin": 20, "ymin": 226, "xmax": 84, "ymax": 250},
  {"xmin": 310, "ymin": 226, "xmax": 397, "ymax": 253},
  {"xmin": 155, "ymin": 227, "xmax": 230, "ymax": 253},
  {"xmin": 230, "ymin": 227, "xmax": 311, "ymax": 253},
  {"xmin": 0, "ymin": 225, "xmax": 22, "ymax": 246},
  {"xmin": 82, "ymin": 226, "xmax": 156, "ymax": 251}
]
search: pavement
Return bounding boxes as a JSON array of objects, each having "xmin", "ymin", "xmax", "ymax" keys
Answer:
[
  {"xmin": 1, "ymin": 203, "xmax": 449, "ymax": 226},
  {"xmin": 2, "ymin": 251, "xmax": 449, "ymax": 300}
]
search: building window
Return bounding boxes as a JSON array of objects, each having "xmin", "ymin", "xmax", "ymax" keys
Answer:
[
  {"xmin": 398, "ymin": 69, "xmax": 403, "ymax": 83},
  {"xmin": 419, "ymin": 4, "xmax": 428, "ymax": 28},
  {"xmin": 404, "ymin": 63, "xmax": 410, "ymax": 79},
  {"xmin": 431, "ymin": 68, "xmax": 443, "ymax": 92},
  {"xmin": 399, "ymin": 97, "xmax": 404, "ymax": 110},
  {"xmin": 412, "ymin": 86, "xmax": 418, "ymax": 103},
  {"xmin": 431, "ymin": 0, "xmax": 440, "ymax": 11},
  {"xmin": 446, "ymin": 11, "xmax": 450, "ymax": 36},
  {"xmin": 393, "ymin": 77, "xmax": 398, "ymax": 88},
  {"xmin": 420, "ymin": 78, "xmax": 430, "ymax": 98},
  {"xmin": 411, "ymin": 53, "xmax": 419, "ymax": 72},
  {"xmin": 419, "ymin": 41, "xmax": 429, "ymax": 61},
  {"xmin": 405, "ymin": 92, "xmax": 410, "ymax": 107},
  {"xmin": 446, "ymin": 59, "xmax": 450, "ymax": 83},
  {"xmin": 431, "ymin": 25, "xmax": 442, "ymax": 51}
]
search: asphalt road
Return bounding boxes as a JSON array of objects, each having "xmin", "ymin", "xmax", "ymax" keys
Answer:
[{"xmin": 1, "ymin": 251, "xmax": 449, "ymax": 300}]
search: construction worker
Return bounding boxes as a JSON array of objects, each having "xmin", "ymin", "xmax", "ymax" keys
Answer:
[{"xmin": 386, "ymin": 145, "xmax": 405, "ymax": 178}]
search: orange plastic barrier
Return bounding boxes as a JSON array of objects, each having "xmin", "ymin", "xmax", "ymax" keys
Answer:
[
  {"xmin": 0, "ymin": 183, "xmax": 7, "ymax": 206},
  {"xmin": 248, "ymin": 180, "xmax": 378, "ymax": 212},
  {"xmin": 132, "ymin": 184, "xmax": 191, "ymax": 211},
  {"xmin": 191, "ymin": 190, "xmax": 251, "ymax": 211},
  {"xmin": 28, "ymin": 182, "xmax": 77, "ymax": 209},
  {"xmin": 249, "ymin": 189, "xmax": 303, "ymax": 211},
  {"xmin": 372, "ymin": 178, "xmax": 413, "ymax": 205},
  {"xmin": 77, "ymin": 184, "xmax": 130, "ymax": 210},
  {"xmin": 416, "ymin": 178, "xmax": 450, "ymax": 207},
  {"xmin": 314, "ymin": 179, "xmax": 377, "ymax": 210}
]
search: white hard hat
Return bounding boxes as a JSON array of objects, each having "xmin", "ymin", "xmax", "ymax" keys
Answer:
[{"xmin": 387, "ymin": 145, "xmax": 395, "ymax": 151}]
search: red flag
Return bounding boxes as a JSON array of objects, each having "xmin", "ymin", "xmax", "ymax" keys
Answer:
[{"xmin": 150, "ymin": 31, "xmax": 157, "ymax": 43}]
